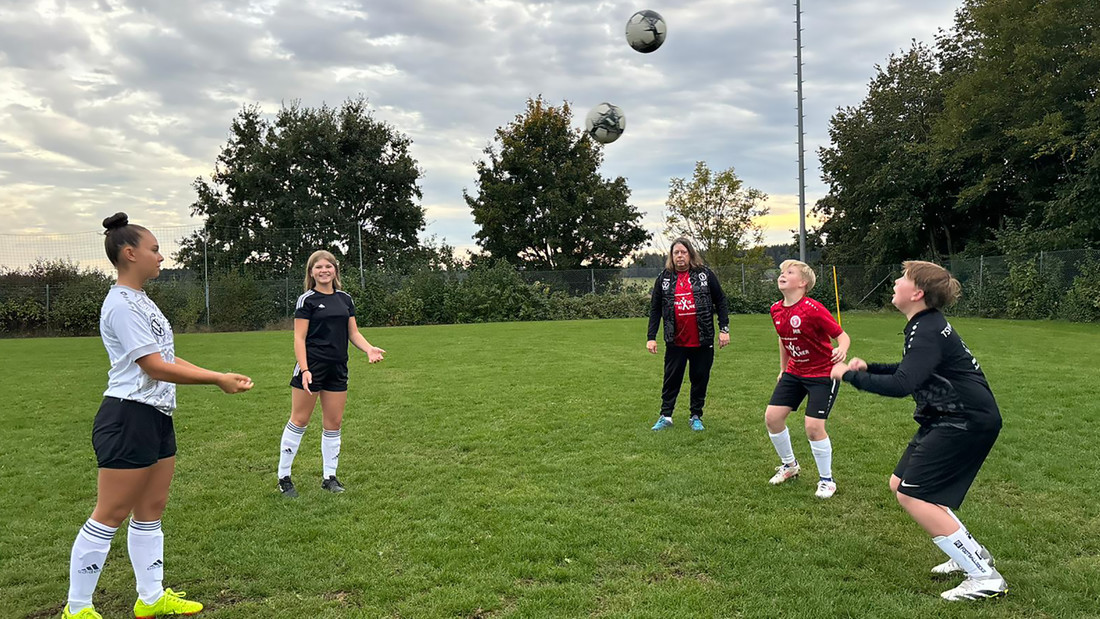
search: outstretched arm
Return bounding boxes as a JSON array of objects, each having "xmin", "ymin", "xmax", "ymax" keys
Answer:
[
  {"xmin": 838, "ymin": 334, "xmax": 941, "ymax": 397},
  {"xmin": 349, "ymin": 317, "xmax": 385, "ymax": 362}
]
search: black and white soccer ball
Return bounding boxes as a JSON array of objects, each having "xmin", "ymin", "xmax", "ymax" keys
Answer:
[
  {"xmin": 585, "ymin": 103, "xmax": 626, "ymax": 144},
  {"xmin": 625, "ymin": 10, "xmax": 667, "ymax": 54}
]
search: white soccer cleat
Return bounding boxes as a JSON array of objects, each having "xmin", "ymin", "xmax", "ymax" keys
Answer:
[
  {"xmin": 940, "ymin": 571, "xmax": 1008, "ymax": 601},
  {"xmin": 815, "ymin": 479, "xmax": 837, "ymax": 499},
  {"xmin": 931, "ymin": 546, "xmax": 995, "ymax": 575},
  {"xmin": 768, "ymin": 463, "xmax": 800, "ymax": 485}
]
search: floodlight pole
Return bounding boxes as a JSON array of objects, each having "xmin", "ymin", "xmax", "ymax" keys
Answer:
[{"xmin": 795, "ymin": 0, "xmax": 807, "ymax": 262}]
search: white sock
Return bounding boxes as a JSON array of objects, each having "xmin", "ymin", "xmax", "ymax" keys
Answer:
[
  {"xmin": 944, "ymin": 507, "xmax": 966, "ymax": 532},
  {"xmin": 68, "ymin": 518, "xmax": 117, "ymax": 612},
  {"xmin": 768, "ymin": 427, "xmax": 796, "ymax": 465},
  {"xmin": 321, "ymin": 428, "xmax": 341, "ymax": 478},
  {"xmin": 933, "ymin": 525, "xmax": 994, "ymax": 579},
  {"xmin": 278, "ymin": 421, "xmax": 307, "ymax": 478},
  {"xmin": 809, "ymin": 437, "xmax": 833, "ymax": 479},
  {"xmin": 128, "ymin": 519, "xmax": 165, "ymax": 605}
]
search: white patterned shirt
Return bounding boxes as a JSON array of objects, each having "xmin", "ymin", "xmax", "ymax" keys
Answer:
[{"xmin": 100, "ymin": 285, "xmax": 176, "ymax": 415}]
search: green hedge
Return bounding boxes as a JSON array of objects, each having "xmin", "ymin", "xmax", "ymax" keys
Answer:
[{"xmin": 4, "ymin": 255, "xmax": 1100, "ymax": 338}]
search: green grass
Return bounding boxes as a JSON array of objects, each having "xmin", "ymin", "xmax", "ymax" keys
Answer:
[{"xmin": 2, "ymin": 314, "xmax": 1098, "ymax": 618}]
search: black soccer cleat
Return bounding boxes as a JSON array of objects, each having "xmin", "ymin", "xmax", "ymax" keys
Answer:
[
  {"xmin": 321, "ymin": 475, "xmax": 345, "ymax": 493},
  {"xmin": 278, "ymin": 476, "xmax": 298, "ymax": 498}
]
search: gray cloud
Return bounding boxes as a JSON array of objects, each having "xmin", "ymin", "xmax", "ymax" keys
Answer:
[{"xmin": 0, "ymin": 0, "xmax": 961, "ymax": 256}]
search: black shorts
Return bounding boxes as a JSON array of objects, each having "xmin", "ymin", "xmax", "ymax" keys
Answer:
[
  {"xmin": 768, "ymin": 372, "xmax": 840, "ymax": 419},
  {"xmin": 893, "ymin": 424, "xmax": 1000, "ymax": 510},
  {"xmin": 92, "ymin": 397, "xmax": 176, "ymax": 469},
  {"xmin": 289, "ymin": 360, "xmax": 348, "ymax": 392}
]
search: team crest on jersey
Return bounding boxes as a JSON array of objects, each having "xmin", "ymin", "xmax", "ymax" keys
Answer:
[
  {"xmin": 790, "ymin": 315, "xmax": 802, "ymax": 328},
  {"xmin": 662, "ymin": 279, "xmax": 670, "ymax": 290},
  {"xmin": 150, "ymin": 317, "xmax": 164, "ymax": 337}
]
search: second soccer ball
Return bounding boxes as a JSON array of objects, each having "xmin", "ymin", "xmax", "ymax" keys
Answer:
[{"xmin": 585, "ymin": 103, "xmax": 627, "ymax": 144}]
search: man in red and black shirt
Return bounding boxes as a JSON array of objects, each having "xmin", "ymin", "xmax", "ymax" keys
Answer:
[
  {"xmin": 764, "ymin": 260, "xmax": 850, "ymax": 499},
  {"xmin": 646, "ymin": 238, "xmax": 730, "ymax": 431}
]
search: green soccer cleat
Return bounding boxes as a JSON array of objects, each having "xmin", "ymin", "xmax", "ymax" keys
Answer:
[
  {"xmin": 133, "ymin": 588, "xmax": 203, "ymax": 618},
  {"xmin": 62, "ymin": 605, "xmax": 103, "ymax": 619}
]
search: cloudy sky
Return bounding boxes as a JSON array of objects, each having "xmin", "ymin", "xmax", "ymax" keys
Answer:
[{"xmin": 0, "ymin": 0, "xmax": 962, "ymax": 261}]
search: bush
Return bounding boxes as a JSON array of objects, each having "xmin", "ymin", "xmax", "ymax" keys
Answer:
[
  {"xmin": 0, "ymin": 296, "xmax": 46, "ymax": 335},
  {"xmin": 390, "ymin": 288, "xmax": 425, "ymax": 326},
  {"xmin": 50, "ymin": 277, "xmax": 113, "ymax": 335},
  {"xmin": 146, "ymin": 280, "xmax": 206, "ymax": 332},
  {"xmin": 400, "ymin": 271, "xmax": 453, "ymax": 324},
  {"xmin": 1003, "ymin": 255, "xmax": 1066, "ymax": 320},
  {"xmin": 446, "ymin": 261, "xmax": 546, "ymax": 323},
  {"xmin": 342, "ymin": 269, "xmax": 397, "ymax": 327},
  {"xmin": 208, "ymin": 272, "xmax": 279, "ymax": 331},
  {"xmin": 1060, "ymin": 254, "xmax": 1100, "ymax": 322}
]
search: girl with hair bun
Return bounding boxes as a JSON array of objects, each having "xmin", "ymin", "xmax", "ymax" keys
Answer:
[{"xmin": 61, "ymin": 213, "xmax": 253, "ymax": 619}]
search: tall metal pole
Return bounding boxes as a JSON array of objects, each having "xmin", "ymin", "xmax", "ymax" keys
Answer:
[{"xmin": 795, "ymin": 0, "xmax": 807, "ymax": 262}]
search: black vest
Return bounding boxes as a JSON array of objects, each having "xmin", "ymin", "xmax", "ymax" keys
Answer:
[{"xmin": 655, "ymin": 268, "xmax": 717, "ymax": 346}]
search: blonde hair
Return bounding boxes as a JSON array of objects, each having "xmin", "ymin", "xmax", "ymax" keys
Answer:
[
  {"xmin": 303, "ymin": 250, "xmax": 342, "ymax": 291},
  {"xmin": 779, "ymin": 259, "xmax": 817, "ymax": 292},
  {"xmin": 665, "ymin": 237, "xmax": 706, "ymax": 271},
  {"xmin": 903, "ymin": 260, "xmax": 961, "ymax": 309}
]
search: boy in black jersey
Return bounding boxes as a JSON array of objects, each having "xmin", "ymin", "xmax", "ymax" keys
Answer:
[{"xmin": 831, "ymin": 261, "xmax": 1007, "ymax": 601}]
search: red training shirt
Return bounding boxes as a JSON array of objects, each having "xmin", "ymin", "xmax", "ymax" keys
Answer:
[
  {"xmin": 770, "ymin": 296, "xmax": 844, "ymax": 377},
  {"xmin": 673, "ymin": 271, "xmax": 700, "ymax": 347}
]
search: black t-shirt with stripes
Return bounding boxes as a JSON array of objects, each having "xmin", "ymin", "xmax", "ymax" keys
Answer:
[{"xmin": 294, "ymin": 289, "xmax": 356, "ymax": 364}]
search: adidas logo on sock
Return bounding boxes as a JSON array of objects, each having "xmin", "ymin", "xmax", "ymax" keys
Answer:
[
  {"xmin": 147, "ymin": 559, "xmax": 163, "ymax": 571},
  {"xmin": 78, "ymin": 563, "xmax": 101, "ymax": 574},
  {"xmin": 283, "ymin": 447, "xmax": 293, "ymax": 454}
]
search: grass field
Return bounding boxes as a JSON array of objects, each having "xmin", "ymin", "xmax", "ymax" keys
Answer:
[{"xmin": 2, "ymin": 314, "xmax": 1098, "ymax": 618}]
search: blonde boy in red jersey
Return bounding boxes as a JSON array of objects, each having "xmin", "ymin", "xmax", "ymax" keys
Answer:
[{"xmin": 765, "ymin": 260, "xmax": 850, "ymax": 498}]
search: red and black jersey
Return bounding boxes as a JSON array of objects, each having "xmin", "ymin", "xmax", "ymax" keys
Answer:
[
  {"xmin": 294, "ymin": 289, "xmax": 356, "ymax": 363},
  {"xmin": 770, "ymin": 296, "xmax": 844, "ymax": 378},
  {"xmin": 673, "ymin": 271, "xmax": 700, "ymax": 347}
]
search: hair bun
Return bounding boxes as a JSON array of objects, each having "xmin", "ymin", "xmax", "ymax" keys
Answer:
[{"xmin": 102, "ymin": 212, "xmax": 129, "ymax": 232}]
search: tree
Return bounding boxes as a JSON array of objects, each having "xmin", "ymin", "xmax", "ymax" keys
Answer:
[
  {"xmin": 663, "ymin": 161, "xmax": 769, "ymax": 266},
  {"xmin": 176, "ymin": 97, "xmax": 425, "ymax": 278},
  {"xmin": 815, "ymin": 0, "xmax": 1100, "ymax": 262},
  {"xmin": 465, "ymin": 97, "xmax": 651, "ymax": 269},
  {"xmin": 814, "ymin": 43, "xmax": 959, "ymax": 265},
  {"xmin": 934, "ymin": 0, "xmax": 1100, "ymax": 252},
  {"xmin": 628, "ymin": 251, "xmax": 667, "ymax": 269}
]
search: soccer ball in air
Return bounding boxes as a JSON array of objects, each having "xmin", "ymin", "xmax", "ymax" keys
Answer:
[
  {"xmin": 585, "ymin": 103, "xmax": 627, "ymax": 144},
  {"xmin": 625, "ymin": 10, "xmax": 667, "ymax": 54}
]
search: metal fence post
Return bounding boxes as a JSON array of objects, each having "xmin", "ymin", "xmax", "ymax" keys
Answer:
[
  {"xmin": 741, "ymin": 263, "xmax": 746, "ymax": 296},
  {"xmin": 978, "ymin": 255, "xmax": 984, "ymax": 317},
  {"xmin": 591, "ymin": 269, "xmax": 596, "ymax": 294},
  {"xmin": 203, "ymin": 232, "xmax": 211, "ymax": 328},
  {"xmin": 45, "ymin": 283, "xmax": 50, "ymax": 335},
  {"xmin": 357, "ymin": 220, "xmax": 365, "ymax": 289}
]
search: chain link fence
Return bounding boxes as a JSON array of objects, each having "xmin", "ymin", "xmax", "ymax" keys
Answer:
[{"xmin": 2, "ymin": 225, "xmax": 1098, "ymax": 336}]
